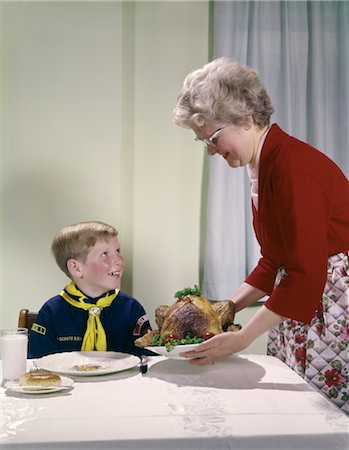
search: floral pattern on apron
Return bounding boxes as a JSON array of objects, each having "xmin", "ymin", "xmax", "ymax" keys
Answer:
[{"xmin": 267, "ymin": 252, "xmax": 349, "ymax": 414}]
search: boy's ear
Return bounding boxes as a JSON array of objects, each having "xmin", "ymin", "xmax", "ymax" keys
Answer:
[{"xmin": 66, "ymin": 258, "xmax": 83, "ymax": 279}]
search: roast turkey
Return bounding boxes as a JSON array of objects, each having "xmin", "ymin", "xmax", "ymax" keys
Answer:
[
  {"xmin": 160, "ymin": 294, "xmax": 222, "ymax": 339},
  {"xmin": 135, "ymin": 289, "xmax": 236, "ymax": 348},
  {"xmin": 211, "ymin": 300, "xmax": 236, "ymax": 331}
]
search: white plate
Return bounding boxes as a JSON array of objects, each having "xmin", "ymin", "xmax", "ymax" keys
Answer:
[
  {"xmin": 34, "ymin": 351, "xmax": 139, "ymax": 376},
  {"xmin": 145, "ymin": 343, "xmax": 200, "ymax": 360},
  {"xmin": 5, "ymin": 376, "xmax": 74, "ymax": 394}
]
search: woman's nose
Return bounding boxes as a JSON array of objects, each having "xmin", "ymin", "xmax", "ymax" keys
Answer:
[{"xmin": 207, "ymin": 144, "xmax": 217, "ymax": 156}]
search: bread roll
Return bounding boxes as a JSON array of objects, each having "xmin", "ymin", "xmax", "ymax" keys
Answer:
[{"xmin": 20, "ymin": 369, "xmax": 62, "ymax": 387}]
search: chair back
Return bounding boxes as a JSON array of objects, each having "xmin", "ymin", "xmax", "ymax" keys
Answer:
[{"xmin": 18, "ymin": 308, "xmax": 37, "ymax": 331}]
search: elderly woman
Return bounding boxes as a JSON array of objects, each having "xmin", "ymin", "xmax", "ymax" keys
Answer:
[{"xmin": 174, "ymin": 57, "xmax": 349, "ymax": 412}]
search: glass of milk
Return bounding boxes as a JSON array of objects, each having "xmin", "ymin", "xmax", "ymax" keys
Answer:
[{"xmin": 0, "ymin": 328, "xmax": 28, "ymax": 381}]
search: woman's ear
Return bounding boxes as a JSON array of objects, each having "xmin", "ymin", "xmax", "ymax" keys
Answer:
[
  {"xmin": 67, "ymin": 258, "xmax": 83, "ymax": 279},
  {"xmin": 244, "ymin": 115, "xmax": 254, "ymax": 130}
]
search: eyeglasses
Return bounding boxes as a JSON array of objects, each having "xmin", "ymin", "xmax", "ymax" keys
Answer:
[{"xmin": 194, "ymin": 125, "xmax": 229, "ymax": 147}]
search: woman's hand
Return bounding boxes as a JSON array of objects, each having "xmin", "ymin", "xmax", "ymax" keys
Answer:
[
  {"xmin": 179, "ymin": 330, "xmax": 249, "ymax": 365},
  {"xmin": 179, "ymin": 305, "xmax": 285, "ymax": 366}
]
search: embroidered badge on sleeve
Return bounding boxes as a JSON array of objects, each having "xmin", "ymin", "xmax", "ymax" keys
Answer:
[
  {"xmin": 31, "ymin": 323, "xmax": 47, "ymax": 335},
  {"xmin": 133, "ymin": 314, "xmax": 149, "ymax": 336}
]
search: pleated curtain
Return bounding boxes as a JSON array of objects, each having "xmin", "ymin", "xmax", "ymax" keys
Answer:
[{"xmin": 203, "ymin": 1, "xmax": 349, "ymax": 300}]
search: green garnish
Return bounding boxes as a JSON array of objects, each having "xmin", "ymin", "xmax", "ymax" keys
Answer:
[
  {"xmin": 149, "ymin": 333, "xmax": 164, "ymax": 346},
  {"xmin": 149, "ymin": 333, "xmax": 204, "ymax": 352},
  {"xmin": 174, "ymin": 284, "xmax": 202, "ymax": 298}
]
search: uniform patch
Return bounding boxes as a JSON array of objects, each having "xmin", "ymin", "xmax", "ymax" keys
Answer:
[
  {"xmin": 31, "ymin": 323, "xmax": 47, "ymax": 335},
  {"xmin": 133, "ymin": 314, "xmax": 149, "ymax": 336},
  {"xmin": 57, "ymin": 336, "xmax": 82, "ymax": 342}
]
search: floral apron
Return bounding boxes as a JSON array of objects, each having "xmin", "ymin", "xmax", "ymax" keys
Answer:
[{"xmin": 267, "ymin": 252, "xmax": 349, "ymax": 414}]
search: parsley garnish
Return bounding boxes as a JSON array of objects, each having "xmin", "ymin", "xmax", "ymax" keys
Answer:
[{"xmin": 174, "ymin": 284, "xmax": 202, "ymax": 298}]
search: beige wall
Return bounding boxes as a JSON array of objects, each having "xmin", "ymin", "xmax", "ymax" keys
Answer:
[
  {"xmin": 2, "ymin": 1, "xmax": 124, "ymax": 326},
  {"xmin": 0, "ymin": 1, "xmax": 267, "ymax": 354},
  {"xmin": 0, "ymin": 1, "xmax": 209, "ymax": 328}
]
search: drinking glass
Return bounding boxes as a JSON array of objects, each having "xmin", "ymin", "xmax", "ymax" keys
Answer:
[{"xmin": 0, "ymin": 328, "xmax": 28, "ymax": 381}]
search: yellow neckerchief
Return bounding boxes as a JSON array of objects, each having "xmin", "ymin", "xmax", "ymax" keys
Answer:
[{"xmin": 60, "ymin": 281, "xmax": 119, "ymax": 351}]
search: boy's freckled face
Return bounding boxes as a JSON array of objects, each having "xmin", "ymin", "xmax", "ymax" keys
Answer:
[{"xmin": 78, "ymin": 236, "xmax": 125, "ymax": 297}]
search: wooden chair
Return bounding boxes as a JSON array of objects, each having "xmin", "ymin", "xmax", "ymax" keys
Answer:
[{"xmin": 18, "ymin": 308, "xmax": 38, "ymax": 331}]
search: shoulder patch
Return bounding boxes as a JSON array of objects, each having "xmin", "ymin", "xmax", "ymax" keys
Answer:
[
  {"xmin": 31, "ymin": 323, "xmax": 47, "ymax": 335},
  {"xmin": 133, "ymin": 314, "xmax": 149, "ymax": 336}
]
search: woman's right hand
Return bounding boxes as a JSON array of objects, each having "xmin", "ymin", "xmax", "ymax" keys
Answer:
[{"xmin": 179, "ymin": 330, "xmax": 248, "ymax": 365}]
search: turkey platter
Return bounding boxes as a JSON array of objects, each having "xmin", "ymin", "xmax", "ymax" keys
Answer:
[{"xmin": 135, "ymin": 286, "xmax": 240, "ymax": 350}]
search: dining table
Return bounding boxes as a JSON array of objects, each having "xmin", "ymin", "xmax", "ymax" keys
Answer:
[{"xmin": 1, "ymin": 352, "xmax": 348, "ymax": 450}]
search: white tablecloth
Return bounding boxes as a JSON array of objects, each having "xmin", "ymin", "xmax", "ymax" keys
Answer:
[{"xmin": 1, "ymin": 354, "xmax": 348, "ymax": 449}]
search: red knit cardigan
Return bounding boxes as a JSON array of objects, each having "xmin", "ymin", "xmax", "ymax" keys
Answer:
[{"xmin": 245, "ymin": 124, "xmax": 349, "ymax": 323}]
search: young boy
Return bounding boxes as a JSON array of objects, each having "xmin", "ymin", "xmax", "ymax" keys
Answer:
[{"xmin": 28, "ymin": 221, "xmax": 154, "ymax": 358}]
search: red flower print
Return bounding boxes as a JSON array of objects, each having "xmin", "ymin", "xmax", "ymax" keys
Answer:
[
  {"xmin": 316, "ymin": 323, "xmax": 324, "ymax": 335},
  {"xmin": 295, "ymin": 333, "xmax": 306, "ymax": 344},
  {"xmin": 324, "ymin": 369, "xmax": 345, "ymax": 388},
  {"xmin": 294, "ymin": 347, "xmax": 306, "ymax": 366}
]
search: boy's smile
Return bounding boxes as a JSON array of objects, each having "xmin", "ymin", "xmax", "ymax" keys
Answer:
[{"xmin": 109, "ymin": 271, "xmax": 121, "ymax": 277}]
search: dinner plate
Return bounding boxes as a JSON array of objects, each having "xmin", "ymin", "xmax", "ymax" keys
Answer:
[
  {"xmin": 145, "ymin": 343, "xmax": 200, "ymax": 360},
  {"xmin": 5, "ymin": 376, "xmax": 74, "ymax": 394},
  {"xmin": 34, "ymin": 351, "xmax": 139, "ymax": 376}
]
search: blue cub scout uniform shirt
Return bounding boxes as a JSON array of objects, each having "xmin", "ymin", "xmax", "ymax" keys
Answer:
[{"xmin": 28, "ymin": 291, "xmax": 155, "ymax": 358}]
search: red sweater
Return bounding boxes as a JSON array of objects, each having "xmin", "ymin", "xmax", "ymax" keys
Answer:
[{"xmin": 245, "ymin": 124, "xmax": 349, "ymax": 323}]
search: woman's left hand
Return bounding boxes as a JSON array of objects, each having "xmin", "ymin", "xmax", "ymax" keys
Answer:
[{"xmin": 179, "ymin": 331, "xmax": 248, "ymax": 365}]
